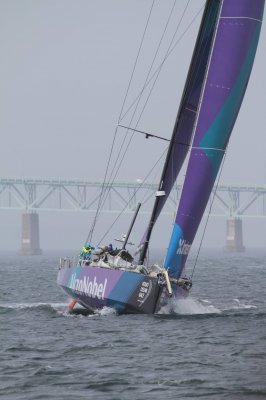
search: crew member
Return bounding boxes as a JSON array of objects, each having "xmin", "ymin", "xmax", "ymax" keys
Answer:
[{"xmin": 80, "ymin": 243, "xmax": 95, "ymax": 260}]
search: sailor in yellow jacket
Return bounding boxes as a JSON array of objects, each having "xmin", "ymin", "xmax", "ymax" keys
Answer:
[{"xmin": 80, "ymin": 243, "xmax": 95, "ymax": 260}]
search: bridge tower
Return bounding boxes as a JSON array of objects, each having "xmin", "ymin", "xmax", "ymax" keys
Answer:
[
  {"xmin": 225, "ymin": 218, "xmax": 245, "ymax": 252},
  {"xmin": 20, "ymin": 213, "xmax": 42, "ymax": 255}
]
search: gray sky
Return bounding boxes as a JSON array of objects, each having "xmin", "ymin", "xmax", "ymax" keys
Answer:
[{"xmin": 0, "ymin": 0, "xmax": 266, "ymax": 251}]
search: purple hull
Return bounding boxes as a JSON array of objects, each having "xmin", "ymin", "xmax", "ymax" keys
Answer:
[{"xmin": 57, "ymin": 264, "xmax": 188, "ymax": 314}]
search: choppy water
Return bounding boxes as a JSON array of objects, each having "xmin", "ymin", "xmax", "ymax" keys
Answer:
[{"xmin": 0, "ymin": 249, "xmax": 266, "ymax": 400}]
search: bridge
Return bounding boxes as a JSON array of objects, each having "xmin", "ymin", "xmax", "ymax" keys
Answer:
[{"xmin": 1, "ymin": 177, "xmax": 266, "ymax": 254}]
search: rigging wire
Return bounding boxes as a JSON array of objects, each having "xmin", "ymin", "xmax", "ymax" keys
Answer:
[
  {"xmin": 122, "ymin": 0, "xmax": 191, "ymax": 129},
  {"xmin": 88, "ymin": 1, "xmax": 205, "ymax": 245},
  {"xmin": 118, "ymin": 0, "xmax": 179, "ymax": 127},
  {"xmin": 86, "ymin": 1, "xmax": 155, "ymax": 244},
  {"xmin": 117, "ymin": 0, "xmax": 211, "ymax": 215},
  {"xmin": 92, "ymin": 0, "xmax": 193, "ymax": 226},
  {"xmin": 133, "ymin": 1, "xmax": 214, "ymax": 262},
  {"xmin": 102, "ymin": 0, "xmax": 180, "ymax": 187},
  {"xmin": 135, "ymin": 0, "xmax": 219, "ymax": 263},
  {"xmin": 118, "ymin": 0, "xmax": 156, "ymax": 123},
  {"xmin": 135, "ymin": 0, "xmax": 221, "ymax": 263},
  {"xmin": 86, "ymin": 125, "xmax": 119, "ymax": 244},
  {"xmin": 108, "ymin": 1, "xmax": 206, "ymax": 204},
  {"xmin": 89, "ymin": 0, "xmax": 186, "ymax": 237},
  {"xmin": 97, "ymin": 146, "xmax": 168, "ymax": 245},
  {"xmin": 190, "ymin": 152, "xmax": 227, "ymax": 280},
  {"xmin": 120, "ymin": 1, "xmax": 204, "ymax": 123}
]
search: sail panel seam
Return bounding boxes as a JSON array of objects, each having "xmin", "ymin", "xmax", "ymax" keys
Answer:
[
  {"xmin": 220, "ymin": 17, "xmax": 262, "ymax": 23},
  {"xmin": 192, "ymin": 147, "xmax": 226, "ymax": 151},
  {"xmin": 185, "ymin": 107, "xmax": 197, "ymax": 113}
]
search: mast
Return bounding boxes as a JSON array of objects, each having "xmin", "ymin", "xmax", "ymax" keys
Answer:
[
  {"xmin": 165, "ymin": 0, "xmax": 265, "ymax": 278},
  {"xmin": 122, "ymin": 203, "xmax": 141, "ymax": 250},
  {"xmin": 138, "ymin": 0, "xmax": 221, "ymax": 265}
]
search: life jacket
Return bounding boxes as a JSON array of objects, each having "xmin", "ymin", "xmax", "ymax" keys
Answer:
[{"xmin": 82, "ymin": 246, "xmax": 92, "ymax": 253}]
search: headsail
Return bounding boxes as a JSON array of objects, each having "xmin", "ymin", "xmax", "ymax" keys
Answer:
[
  {"xmin": 138, "ymin": 0, "xmax": 221, "ymax": 263},
  {"xmin": 165, "ymin": 0, "xmax": 265, "ymax": 278}
]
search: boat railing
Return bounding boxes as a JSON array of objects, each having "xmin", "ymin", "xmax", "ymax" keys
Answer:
[
  {"xmin": 59, "ymin": 255, "xmax": 80, "ymax": 269},
  {"xmin": 59, "ymin": 257, "xmax": 70, "ymax": 269}
]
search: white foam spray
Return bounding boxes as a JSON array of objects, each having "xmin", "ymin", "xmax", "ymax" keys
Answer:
[
  {"xmin": 229, "ymin": 298, "xmax": 257, "ymax": 310},
  {"xmin": 96, "ymin": 306, "xmax": 117, "ymax": 316},
  {"xmin": 158, "ymin": 297, "xmax": 221, "ymax": 315}
]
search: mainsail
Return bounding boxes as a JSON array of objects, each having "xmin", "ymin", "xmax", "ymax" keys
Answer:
[
  {"xmin": 138, "ymin": 0, "xmax": 221, "ymax": 263},
  {"xmin": 165, "ymin": 0, "xmax": 265, "ymax": 278}
]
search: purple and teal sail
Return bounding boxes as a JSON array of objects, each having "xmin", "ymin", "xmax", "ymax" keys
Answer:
[
  {"xmin": 138, "ymin": 0, "xmax": 221, "ymax": 263},
  {"xmin": 165, "ymin": 0, "xmax": 265, "ymax": 278}
]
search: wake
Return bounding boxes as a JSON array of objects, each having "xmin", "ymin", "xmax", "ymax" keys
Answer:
[
  {"xmin": 0, "ymin": 298, "xmax": 257, "ymax": 317},
  {"xmin": 223, "ymin": 298, "xmax": 257, "ymax": 311},
  {"xmin": 158, "ymin": 297, "xmax": 221, "ymax": 315},
  {"xmin": 0, "ymin": 302, "xmax": 68, "ymax": 314}
]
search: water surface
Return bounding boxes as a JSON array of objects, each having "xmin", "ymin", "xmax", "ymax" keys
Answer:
[{"xmin": 0, "ymin": 249, "xmax": 265, "ymax": 399}]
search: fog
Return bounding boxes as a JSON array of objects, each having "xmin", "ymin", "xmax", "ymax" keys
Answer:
[{"xmin": 0, "ymin": 0, "xmax": 265, "ymax": 252}]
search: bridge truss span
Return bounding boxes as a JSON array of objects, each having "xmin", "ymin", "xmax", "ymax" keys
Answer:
[
  {"xmin": 1, "ymin": 178, "xmax": 266, "ymax": 254},
  {"xmin": 1, "ymin": 177, "xmax": 266, "ymax": 218}
]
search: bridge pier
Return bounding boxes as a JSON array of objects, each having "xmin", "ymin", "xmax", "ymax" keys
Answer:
[
  {"xmin": 20, "ymin": 213, "xmax": 42, "ymax": 255},
  {"xmin": 225, "ymin": 218, "xmax": 245, "ymax": 252}
]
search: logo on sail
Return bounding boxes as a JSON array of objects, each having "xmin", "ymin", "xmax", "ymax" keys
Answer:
[
  {"xmin": 176, "ymin": 239, "xmax": 191, "ymax": 256},
  {"xmin": 69, "ymin": 274, "xmax": 107, "ymax": 300}
]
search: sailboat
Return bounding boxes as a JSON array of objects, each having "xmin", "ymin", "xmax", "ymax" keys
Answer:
[{"xmin": 57, "ymin": 0, "xmax": 265, "ymax": 314}]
